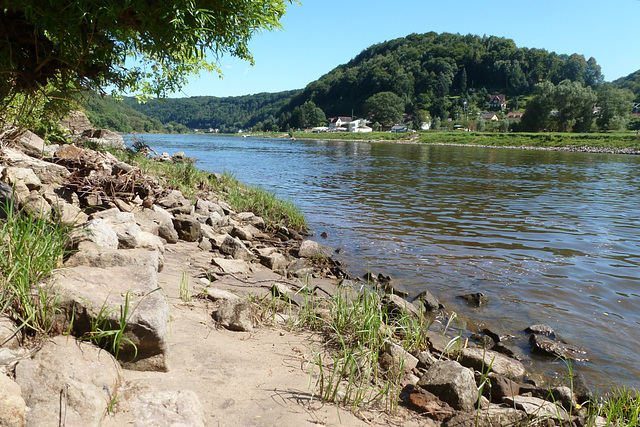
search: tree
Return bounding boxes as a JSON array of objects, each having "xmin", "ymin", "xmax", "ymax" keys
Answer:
[
  {"xmin": 521, "ymin": 81, "xmax": 555, "ymax": 131},
  {"xmin": 596, "ymin": 84, "xmax": 634, "ymax": 131},
  {"xmin": 553, "ymin": 80, "xmax": 596, "ymax": 132},
  {"xmin": 1, "ymin": 0, "xmax": 294, "ymax": 125},
  {"xmin": 364, "ymin": 91, "xmax": 404, "ymax": 124}
]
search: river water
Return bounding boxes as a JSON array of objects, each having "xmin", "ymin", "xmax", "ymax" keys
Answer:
[{"xmin": 125, "ymin": 134, "xmax": 640, "ymax": 390}]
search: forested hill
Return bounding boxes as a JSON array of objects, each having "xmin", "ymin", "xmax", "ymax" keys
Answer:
[
  {"xmin": 121, "ymin": 90, "xmax": 299, "ymax": 133},
  {"xmin": 88, "ymin": 31, "xmax": 635, "ymax": 133},
  {"xmin": 613, "ymin": 70, "xmax": 640, "ymax": 100},
  {"xmin": 285, "ymin": 32, "xmax": 603, "ymax": 119}
]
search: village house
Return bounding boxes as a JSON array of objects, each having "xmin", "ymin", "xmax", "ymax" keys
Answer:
[
  {"xmin": 480, "ymin": 112, "xmax": 499, "ymax": 121},
  {"xmin": 506, "ymin": 112, "xmax": 524, "ymax": 120},
  {"xmin": 488, "ymin": 94, "xmax": 507, "ymax": 110},
  {"xmin": 328, "ymin": 116, "xmax": 353, "ymax": 130}
]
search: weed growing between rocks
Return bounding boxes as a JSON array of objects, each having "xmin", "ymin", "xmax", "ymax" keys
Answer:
[
  {"xmin": 591, "ymin": 386, "xmax": 640, "ymax": 426},
  {"xmin": 0, "ymin": 200, "xmax": 70, "ymax": 338}
]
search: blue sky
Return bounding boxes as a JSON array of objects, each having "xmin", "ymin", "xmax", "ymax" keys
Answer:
[{"xmin": 171, "ymin": 0, "xmax": 640, "ymax": 98}]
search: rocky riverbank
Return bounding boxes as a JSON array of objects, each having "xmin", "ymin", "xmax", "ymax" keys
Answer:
[{"xmin": 0, "ymin": 116, "xmax": 614, "ymax": 426}]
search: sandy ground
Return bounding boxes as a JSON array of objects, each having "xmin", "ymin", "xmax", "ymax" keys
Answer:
[{"xmin": 101, "ymin": 241, "xmax": 386, "ymax": 426}]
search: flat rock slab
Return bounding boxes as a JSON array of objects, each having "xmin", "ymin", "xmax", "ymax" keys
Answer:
[
  {"xmin": 0, "ymin": 374, "xmax": 25, "ymax": 427},
  {"xmin": 65, "ymin": 247, "xmax": 160, "ymax": 272},
  {"xmin": 14, "ymin": 336, "xmax": 120, "ymax": 427},
  {"xmin": 52, "ymin": 264, "xmax": 169, "ymax": 371},
  {"xmin": 129, "ymin": 390, "xmax": 206, "ymax": 427},
  {"xmin": 211, "ymin": 257, "xmax": 251, "ymax": 275},
  {"xmin": 460, "ymin": 347, "xmax": 526, "ymax": 380},
  {"xmin": 503, "ymin": 395, "xmax": 569, "ymax": 422}
]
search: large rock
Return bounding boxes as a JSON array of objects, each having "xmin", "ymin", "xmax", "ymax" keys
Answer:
[
  {"xmin": 0, "ymin": 147, "xmax": 70, "ymax": 183},
  {"xmin": 459, "ymin": 347, "xmax": 526, "ymax": 380},
  {"xmin": 503, "ymin": 395, "xmax": 569, "ymax": 423},
  {"xmin": 0, "ymin": 316, "xmax": 21, "ymax": 349},
  {"xmin": 417, "ymin": 360, "xmax": 478, "ymax": 411},
  {"xmin": 383, "ymin": 293, "xmax": 423, "ymax": 318},
  {"xmin": 133, "ymin": 205, "xmax": 179, "ymax": 244},
  {"xmin": 1, "ymin": 166, "xmax": 41, "ymax": 190},
  {"xmin": 172, "ymin": 216, "xmax": 202, "ymax": 242},
  {"xmin": 20, "ymin": 193, "xmax": 51, "ymax": 219},
  {"xmin": 13, "ymin": 129, "xmax": 45, "ymax": 156},
  {"xmin": 219, "ymin": 235, "xmax": 253, "ymax": 260},
  {"xmin": 0, "ymin": 374, "xmax": 25, "ymax": 427},
  {"xmin": 82, "ymin": 129, "xmax": 126, "ymax": 149},
  {"xmin": 381, "ymin": 340, "xmax": 419, "ymax": 376},
  {"xmin": 69, "ymin": 218, "xmax": 119, "ymax": 250},
  {"xmin": 61, "ymin": 110, "xmax": 93, "ymax": 136},
  {"xmin": 129, "ymin": 390, "xmax": 206, "ymax": 427},
  {"xmin": 91, "ymin": 208, "xmax": 141, "ymax": 248},
  {"xmin": 529, "ymin": 334, "xmax": 588, "ymax": 361},
  {"xmin": 52, "ymin": 265, "xmax": 169, "ymax": 371},
  {"xmin": 211, "ymin": 258, "xmax": 251, "ymax": 275},
  {"xmin": 212, "ymin": 299, "xmax": 253, "ymax": 331},
  {"xmin": 298, "ymin": 240, "xmax": 333, "ymax": 258},
  {"xmin": 44, "ymin": 191, "xmax": 88, "ymax": 225},
  {"xmin": 65, "ymin": 247, "xmax": 160, "ymax": 273},
  {"xmin": 14, "ymin": 336, "xmax": 120, "ymax": 427}
]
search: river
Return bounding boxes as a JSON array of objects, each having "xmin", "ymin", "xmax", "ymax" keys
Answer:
[{"xmin": 124, "ymin": 133, "xmax": 640, "ymax": 390}]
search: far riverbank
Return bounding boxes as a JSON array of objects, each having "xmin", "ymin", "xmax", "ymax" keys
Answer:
[{"xmin": 258, "ymin": 130, "xmax": 640, "ymax": 155}]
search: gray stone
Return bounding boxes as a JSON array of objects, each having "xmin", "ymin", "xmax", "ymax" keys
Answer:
[
  {"xmin": 0, "ymin": 373, "xmax": 26, "ymax": 427},
  {"xmin": 206, "ymin": 211, "xmax": 224, "ymax": 227},
  {"xmin": 157, "ymin": 190, "xmax": 191, "ymax": 210},
  {"xmin": 271, "ymin": 283, "xmax": 306, "ymax": 307},
  {"xmin": 172, "ymin": 216, "xmax": 202, "ymax": 242},
  {"xmin": 65, "ymin": 247, "xmax": 160, "ymax": 273},
  {"xmin": 134, "ymin": 205, "xmax": 179, "ymax": 244},
  {"xmin": 525, "ymin": 324, "xmax": 556, "ymax": 338},
  {"xmin": 219, "ymin": 235, "xmax": 253, "ymax": 260},
  {"xmin": 1, "ymin": 166, "xmax": 41, "ymax": 190},
  {"xmin": 417, "ymin": 360, "xmax": 478, "ymax": 411},
  {"xmin": 382, "ymin": 340, "xmax": 419, "ymax": 375},
  {"xmin": 503, "ymin": 395, "xmax": 569, "ymax": 422},
  {"xmin": 13, "ymin": 129, "xmax": 45, "ymax": 155},
  {"xmin": 83, "ymin": 129, "xmax": 126, "ymax": 149},
  {"xmin": 484, "ymin": 372, "xmax": 520, "ymax": 402},
  {"xmin": 198, "ymin": 237, "xmax": 213, "ymax": 252},
  {"xmin": 1, "ymin": 147, "xmax": 70, "ymax": 183},
  {"xmin": 200, "ymin": 288, "xmax": 240, "ymax": 301},
  {"xmin": 0, "ymin": 316, "xmax": 21, "ymax": 349},
  {"xmin": 237, "ymin": 211, "xmax": 266, "ymax": 229},
  {"xmin": 21, "ymin": 193, "xmax": 51, "ymax": 219},
  {"xmin": 288, "ymin": 258, "xmax": 314, "ymax": 278},
  {"xmin": 230, "ymin": 225, "xmax": 255, "ymax": 241},
  {"xmin": 14, "ymin": 336, "xmax": 121, "ymax": 427},
  {"xmin": 61, "ymin": 110, "xmax": 93, "ymax": 135},
  {"xmin": 211, "ymin": 258, "xmax": 251, "ymax": 275},
  {"xmin": 212, "ymin": 299, "xmax": 253, "ymax": 331},
  {"xmin": 52, "ymin": 265, "xmax": 169, "ymax": 371},
  {"xmin": 459, "ymin": 347, "xmax": 526, "ymax": 379},
  {"xmin": 298, "ymin": 240, "xmax": 333, "ymax": 258},
  {"xmin": 260, "ymin": 252, "xmax": 288, "ymax": 275},
  {"xmin": 90, "ymin": 208, "xmax": 141, "ymax": 248},
  {"xmin": 383, "ymin": 293, "xmax": 423, "ymax": 318},
  {"xmin": 417, "ymin": 350, "xmax": 438, "ymax": 369},
  {"xmin": 44, "ymin": 192, "xmax": 88, "ymax": 225},
  {"xmin": 130, "ymin": 390, "xmax": 206, "ymax": 427},
  {"xmin": 457, "ymin": 292, "xmax": 489, "ymax": 307},
  {"xmin": 529, "ymin": 334, "xmax": 589, "ymax": 361},
  {"xmin": 414, "ymin": 290, "xmax": 441, "ymax": 312}
]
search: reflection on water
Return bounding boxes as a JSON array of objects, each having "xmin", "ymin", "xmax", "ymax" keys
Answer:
[{"xmin": 126, "ymin": 134, "xmax": 640, "ymax": 389}]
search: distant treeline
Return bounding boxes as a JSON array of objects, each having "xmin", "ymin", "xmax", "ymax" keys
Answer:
[{"xmin": 84, "ymin": 32, "xmax": 640, "ymax": 134}]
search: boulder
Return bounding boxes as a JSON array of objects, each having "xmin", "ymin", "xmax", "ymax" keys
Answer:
[
  {"xmin": 129, "ymin": 390, "xmax": 206, "ymax": 427},
  {"xmin": 1, "ymin": 166, "xmax": 41, "ymax": 190},
  {"xmin": 459, "ymin": 347, "xmax": 526, "ymax": 380},
  {"xmin": 52, "ymin": 265, "xmax": 169, "ymax": 371},
  {"xmin": 90, "ymin": 208, "xmax": 141, "ymax": 249},
  {"xmin": 219, "ymin": 235, "xmax": 253, "ymax": 261},
  {"xmin": 417, "ymin": 360, "xmax": 478, "ymax": 411},
  {"xmin": 212, "ymin": 299, "xmax": 253, "ymax": 332},
  {"xmin": 525, "ymin": 324, "xmax": 556, "ymax": 339},
  {"xmin": 381, "ymin": 340, "xmax": 419, "ymax": 376},
  {"xmin": 13, "ymin": 129, "xmax": 45, "ymax": 156},
  {"xmin": 483, "ymin": 372, "xmax": 520, "ymax": 402},
  {"xmin": 1, "ymin": 147, "xmax": 70, "ymax": 183},
  {"xmin": 61, "ymin": 110, "xmax": 93, "ymax": 136},
  {"xmin": 211, "ymin": 258, "xmax": 251, "ymax": 275},
  {"xmin": 457, "ymin": 292, "xmax": 489, "ymax": 307},
  {"xmin": 14, "ymin": 336, "xmax": 121, "ymax": 427},
  {"xmin": 20, "ymin": 193, "xmax": 51, "ymax": 219},
  {"xmin": 157, "ymin": 190, "xmax": 191, "ymax": 211},
  {"xmin": 405, "ymin": 387, "xmax": 454, "ymax": 421},
  {"xmin": 0, "ymin": 316, "xmax": 21, "ymax": 349},
  {"xmin": 0, "ymin": 373, "xmax": 26, "ymax": 427},
  {"xmin": 503, "ymin": 395, "xmax": 569, "ymax": 423},
  {"xmin": 298, "ymin": 240, "xmax": 333, "ymax": 258},
  {"xmin": 383, "ymin": 293, "xmax": 423, "ymax": 318},
  {"xmin": 44, "ymin": 192, "xmax": 88, "ymax": 225},
  {"xmin": 172, "ymin": 216, "xmax": 202, "ymax": 242},
  {"xmin": 260, "ymin": 252, "xmax": 288, "ymax": 275},
  {"xmin": 82, "ymin": 129, "xmax": 126, "ymax": 149},
  {"xmin": 65, "ymin": 247, "xmax": 160, "ymax": 273},
  {"xmin": 414, "ymin": 290, "xmax": 441, "ymax": 312},
  {"xmin": 529, "ymin": 334, "xmax": 588, "ymax": 361}
]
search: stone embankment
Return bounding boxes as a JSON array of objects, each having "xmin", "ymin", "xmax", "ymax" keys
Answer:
[{"xmin": 0, "ymin": 118, "xmax": 608, "ymax": 426}]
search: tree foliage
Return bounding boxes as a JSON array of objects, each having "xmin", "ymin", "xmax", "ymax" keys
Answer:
[
  {"xmin": 365, "ymin": 92, "xmax": 405, "ymax": 124},
  {"xmin": 1, "ymin": 0, "xmax": 294, "ymax": 125}
]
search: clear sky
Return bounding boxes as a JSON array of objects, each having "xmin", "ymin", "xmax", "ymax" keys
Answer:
[{"xmin": 171, "ymin": 0, "xmax": 640, "ymax": 98}]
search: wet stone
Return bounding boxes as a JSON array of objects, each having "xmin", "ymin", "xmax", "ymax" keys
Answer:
[{"xmin": 457, "ymin": 292, "xmax": 489, "ymax": 307}]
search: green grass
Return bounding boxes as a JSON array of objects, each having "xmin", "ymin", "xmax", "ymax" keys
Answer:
[
  {"xmin": 589, "ymin": 386, "xmax": 640, "ymax": 426},
  {"xmin": 284, "ymin": 130, "xmax": 640, "ymax": 152},
  {"xmin": 0, "ymin": 201, "xmax": 70, "ymax": 336}
]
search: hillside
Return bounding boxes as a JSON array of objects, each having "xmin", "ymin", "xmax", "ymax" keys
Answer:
[
  {"xmin": 88, "ymin": 31, "xmax": 619, "ymax": 132},
  {"xmin": 613, "ymin": 70, "xmax": 640, "ymax": 102}
]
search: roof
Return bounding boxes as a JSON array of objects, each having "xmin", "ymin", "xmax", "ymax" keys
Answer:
[{"xmin": 489, "ymin": 94, "xmax": 506, "ymax": 104}]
